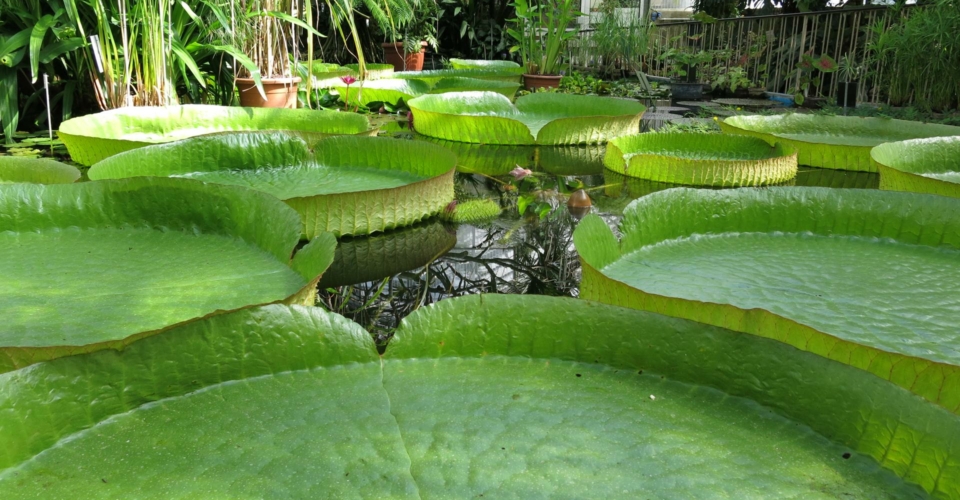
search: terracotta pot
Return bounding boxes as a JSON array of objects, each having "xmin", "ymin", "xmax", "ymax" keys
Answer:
[
  {"xmin": 236, "ymin": 77, "xmax": 301, "ymax": 108},
  {"xmin": 523, "ymin": 74, "xmax": 562, "ymax": 92},
  {"xmin": 382, "ymin": 42, "xmax": 426, "ymax": 72}
]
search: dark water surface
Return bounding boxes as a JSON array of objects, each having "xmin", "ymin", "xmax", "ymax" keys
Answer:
[{"xmin": 317, "ymin": 117, "xmax": 880, "ymax": 344}]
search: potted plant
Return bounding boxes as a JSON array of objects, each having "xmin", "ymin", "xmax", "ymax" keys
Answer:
[
  {"xmin": 659, "ymin": 40, "xmax": 713, "ymax": 100},
  {"xmin": 233, "ymin": 0, "xmax": 315, "ymax": 108},
  {"xmin": 789, "ymin": 52, "xmax": 837, "ymax": 108},
  {"xmin": 836, "ymin": 55, "xmax": 863, "ymax": 109},
  {"xmin": 709, "ymin": 65, "xmax": 754, "ymax": 97},
  {"xmin": 382, "ymin": 1, "xmax": 439, "ymax": 72},
  {"xmin": 507, "ymin": 0, "xmax": 583, "ymax": 91}
]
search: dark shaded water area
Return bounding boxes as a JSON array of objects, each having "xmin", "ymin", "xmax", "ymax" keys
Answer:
[{"xmin": 318, "ymin": 117, "xmax": 880, "ymax": 345}]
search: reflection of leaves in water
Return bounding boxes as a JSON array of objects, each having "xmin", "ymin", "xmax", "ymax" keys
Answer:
[{"xmin": 317, "ymin": 210, "xmax": 584, "ymax": 348}]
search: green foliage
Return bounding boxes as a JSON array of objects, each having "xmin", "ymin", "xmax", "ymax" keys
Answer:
[
  {"xmin": 576, "ymin": 186, "xmax": 960, "ymax": 420},
  {"xmin": 0, "ymin": 156, "xmax": 80, "ymax": 183},
  {"xmin": 57, "ymin": 104, "xmax": 373, "ymax": 165},
  {"xmin": 604, "ymin": 132, "xmax": 797, "ymax": 186},
  {"xmin": 873, "ymin": 136, "xmax": 960, "ymax": 198},
  {"xmin": 872, "ymin": 0, "xmax": 960, "ymax": 110},
  {"xmin": 0, "ymin": 0, "xmax": 85, "ymax": 143},
  {"xmin": 440, "ymin": 198, "xmax": 502, "ymax": 222},
  {"xmin": 0, "ymin": 296, "xmax": 954, "ymax": 496},
  {"xmin": 588, "ymin": 3, "xmax": 651, "ymax": 78},
  {"xmin": 0, "ymin": 177, "xmax": 336, "ymax": 371},
  {"xmin": 507, "ymin": 0, "xmax": 582, "ymax": 75},
  {"xmin": 408, "ymin": 91, "xmax": 645, "ymax": 145},
  {"xmin": 89, "ymin": 133, "xmax": 457, "ymax": 237},
  {"xmin": 720, "ymin": 113, "xmax": 960, "ymax": 171}
]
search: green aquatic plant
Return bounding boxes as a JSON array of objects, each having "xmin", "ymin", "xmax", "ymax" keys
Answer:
[
  {"xmin": 88, "ymin": 134, "xmax": 456, "ymax": 238},
  {"xmin": 439, "ymin": 198, "xmax": 502, "ymax": 223},
  {"xmin": 408, "ymin": 92, "xmax": 645, "ymax": 145},
  {"xmin": 0, "ymin": 177, "xmax": 335, "ymax": 372},
  {"xmin": 331, "ymin": 77, "xmax": 519, "ymax": 107},
  {"xmin": 872, "ymin": 136, "xmax": 960, "ymax": 199},
  {"xmin": 574, "ymin": 187, "xmax": 960, "ymax": 414},
  {"xmin": 0, "ymin": 157, "xmax": 80, "ymax": 184},
  {"xmin": 605, "ymin": 133, "xmax": 797, "ymax": 187},
  {"xmin": 58, "ymin": 105, "xmax": 375, "ymax": 166},
  {"xmin": 0, "ymin": 295, "xmax": 953, "ymax": 497},
  {"xmin": 394, "ymin": 66, "xmax": 524, "ymax": 84},
  {"xmin": 720, "ymin": 114, "xmax": 960, "ymax": 171},
  {"xmin": 447, "ymin": 58, "xmax": 522, "ymax": 71}
]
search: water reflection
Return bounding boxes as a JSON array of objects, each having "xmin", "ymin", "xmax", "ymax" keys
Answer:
[
  {"xmin": 417, "ymin": 137, "xmax": 606, "ymax": 176},
  {"xmin": 318, "ymin": 221, "xmax": 457, "ymax": 288},
  {"xmin": 318, "ymin": 128, "xmax": 884, "ymax": 343}
]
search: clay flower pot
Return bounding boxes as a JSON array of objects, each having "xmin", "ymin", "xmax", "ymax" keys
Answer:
[
  {"xmin": 236, "ymin": 77, "xmax": 301, "ymax": 108},
  {"xmin": 523, "ymin": 74, "xmax": 562, "ymax": 91},
  {"xmin": 382, "ymin": 42, "xmax": 427, "ymax": 72}
]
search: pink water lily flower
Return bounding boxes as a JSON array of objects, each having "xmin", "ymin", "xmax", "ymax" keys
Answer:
[
  {"xmin": 509, "ymin": 166, "xmax": 533, "ymax": 180},
  {"xmin": 340, "ymin": 75, "xmax": 357, "ymax": 85}
]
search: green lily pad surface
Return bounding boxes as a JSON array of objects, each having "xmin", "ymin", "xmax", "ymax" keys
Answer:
[
  {"xmin": 409, "ymin": 92, "xmax": 645, "ymax": 145},
  {"xmin": 395, "ymin": 66, "xmax": 524, "ymax": 84},
  {"xmin": 0, "ymin": 178, "xmax": 335, "ymax": 372},
  {"xmin": 720, "ymin": 114, "xmax": 960, "ymax": 171},
  {"xmin": 332, "ymin": 77, "xmax": 519, "ymax": 106},
  {"xmin": 58, "ymin": 104, "xmax": 375, "ymax": 166},
  {"xmin": 605, "ymin": 132, "xmax": 797, "ymax": 186},
  {"xmin": 575, "ymin": 187, "xmax": 960, "ymax": 414},
  {"xmin": 448, "ymin": 58, "xmax": 522, "ymax": 71},
  {"xmin": 873, "ymin": 136, "xmax": 960, "ymax": 198},
  {"xmin": 318, "ymin": 221, "xmax": 457, "ymax": 288},
  {"xmin": 0, "ymin": 296, "xmax": 952, "ymax": 497},
  {"xmin": 89, "ymin": 133, "xmax": 456, "ymax": 238},
  {"xmin": 418, "ymin": 137, "xmax": 605, "ymax": 175},
  {"xmin": 0, "ymin": 157, "xmax": 80, "ymax": 184}
]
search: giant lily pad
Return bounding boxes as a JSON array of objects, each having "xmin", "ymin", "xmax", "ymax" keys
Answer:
[
  {"xmin": 720, "ymin": 114, "xmax": 960, "ymax": 171},
  {"xmin": 0, "ymin": 157, "xmax": 80, "ymax": 184},
  {"xmin": 575, "ymin": 187, "xmax": 960, "ymax": 413},
  {"xmin": 395, "ymin": 66, "xmax": 524, "ymax": 84},
  {"xmin": 795, "ymin": 166, "xmax": 880, "ymax": 189},
  {"xmin": 409, "ymin": 92, "xmax": 645, "ymax": 145},
  {"xmin": 318, "ymin": 221, "xmax": 457, "ymax": 288},
  {"xmin": 332, "ymin": 77, "xmax": 519, "ymax": 107},
  {"xmin": 0, "ymin": 177, "xmax": 335, "ymax": 372},
  {"xmin": 0, "ymin": 296, "xmax": 951, "ymax": 497},
  {"xmin": 873, "ymin": 136, "xmax": 960, "ymax": 199},
  {"xmin": 58, "ymin": 104, "xmax": 375, "ymax": 166},
  {"xmin": 448, "ymin": 58, "xmax": 523, "ymax": 72},
  {"xmin": 88, "ymin": 133, "xmax": 456, "ymax": 238},
  {"xmin": 605, "ymin": 132, "xmax": 797, "ymax": 186},
  {"xmin": 418, "ymin": 137, "xmax": 605, "ymax": 175}
]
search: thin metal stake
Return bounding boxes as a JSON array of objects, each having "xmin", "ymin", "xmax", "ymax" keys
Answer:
[{"xmin": 43, "ymin": 74, "xmax": 53, "ymax": 156}]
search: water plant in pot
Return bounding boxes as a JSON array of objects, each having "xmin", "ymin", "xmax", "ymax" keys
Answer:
[
  {"xmin": 507, "ymin": 0, "xmax": 583, "ymax": 91},
  {"xmin": 658, "ymin": 42, "xmax": 713, "ymax": 100},
  {"xmin": 382, "ymin": 0, "xmax": 439, "ymax": 71},
  {"xmin": 789, "ymin": 52, "xmax": 837, "ymax": 108},
  {"xmin": 233, "ymin": 0, "xmax": 320, "ymax": 108}
]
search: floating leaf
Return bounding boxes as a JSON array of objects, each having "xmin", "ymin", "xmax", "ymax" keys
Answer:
[
  {"xmin": 605, "ymin": 133, "xmax": 797, "ymax": 186},
  {"xmin": 575, "ymin": 187, "xmax": 960, "ymax": 414},
  {"xmin": 0, "ymin": 178, "xmax": 335, "ymax": 371},
  {"xmin": 89, "ymin": 133, "xmax": 456, "ymax": 238},
  {"xmin": 409, "ymin": 92, "xmax": 645, "ymax": 145},
  {"xmin": 0, "ymin": 296, "xmax": 953, "ymax": 497},
  {"xmin": 720, "ymin": 114, "xmax": 960, "ymax": 171},
  {"xmin": 58, "ymin": 105, "xmax": 375, "ymax": 166},
  {"xmin": 873, "ymin": 136, "xmax": 960, "ymax": 199}
]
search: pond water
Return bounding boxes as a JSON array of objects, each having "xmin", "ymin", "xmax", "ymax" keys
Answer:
[{"xmin": 317, "ymin": 116, "xmax": 881, "ymax": 345}]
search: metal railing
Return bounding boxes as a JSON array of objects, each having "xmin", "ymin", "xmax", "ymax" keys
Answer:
[{"xmin": 573, "ymin": 5, "xmax": 919, "ymax": 104}]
